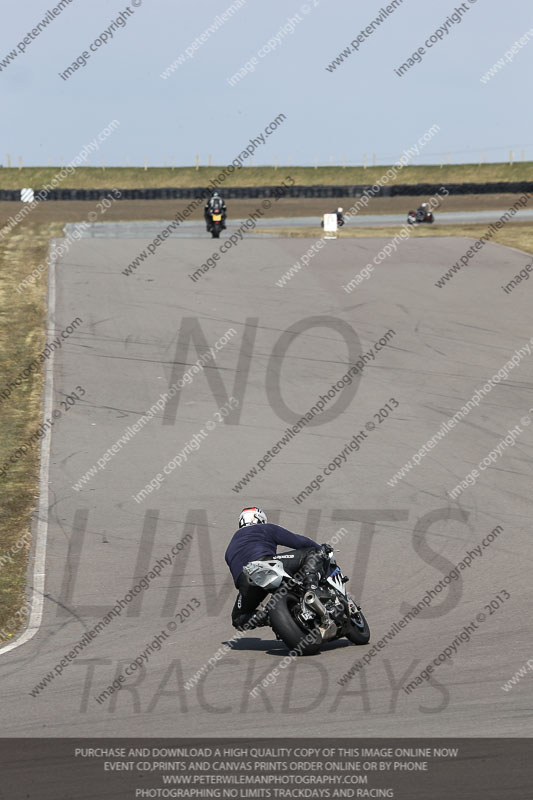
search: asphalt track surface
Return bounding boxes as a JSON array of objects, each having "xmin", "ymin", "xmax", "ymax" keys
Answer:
[
  {"xmin": 1, "ymin": 224, "xmax": 532, "ymax": 738},
  {"xmin": 79, "ymin": 206, "xmax": 533, "ymax": 238}
]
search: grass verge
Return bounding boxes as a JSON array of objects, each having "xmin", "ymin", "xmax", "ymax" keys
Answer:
[
  {"xmin": 1, "ymin": 162, "xmax": 533, "ymax": 189},
  {"xmin": 0, "ymin": 222, "xmax": 62, "ymax": 643}
]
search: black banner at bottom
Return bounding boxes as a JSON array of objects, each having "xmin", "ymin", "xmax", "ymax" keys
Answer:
[{"xmin": 0, "ymin": 738, "xmax": 529, "ymax": 799}]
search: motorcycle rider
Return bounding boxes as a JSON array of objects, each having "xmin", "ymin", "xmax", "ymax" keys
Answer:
[
  {"xmin": 416, "ymin": 202, "xmax": 429, "ymax": 217},
  {"xmin": 204, "ymin": 190, "xmax": 227, "ymax": 231},
  {"xmin": 225, "ymin": 507, "xmax": 330, "ymax": 631}
]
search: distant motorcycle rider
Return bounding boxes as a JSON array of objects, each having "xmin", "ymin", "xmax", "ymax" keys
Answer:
[
  {"xmin": 204, "ymin": 190, "xmax": 227, "ymax": 231},
  {"xmin": 225, "ymin": 507, "xmax": 331, "ymax": 631}
]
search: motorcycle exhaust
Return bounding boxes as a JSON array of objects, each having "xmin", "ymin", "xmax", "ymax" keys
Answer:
[{"xmin": 304, "ymin": 591, "xmax": 337, "ymax": 640}]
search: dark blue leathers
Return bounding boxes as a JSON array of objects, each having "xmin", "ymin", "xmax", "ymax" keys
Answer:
[
  {"xmin": 225, "ymin": 523, "xmax": 319, "ymax": 586},
  {"xmin": 226, "ymin": 524, "xmax": 321, "ymax": 630}
]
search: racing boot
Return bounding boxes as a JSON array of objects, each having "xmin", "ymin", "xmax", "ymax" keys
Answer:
[
  {"xmin": 302, "ymin": 570, "xmax": 321, "ymax": 591},
  {"xmin": 234, "ymin": 608, "xmax": 269, "ymax": 632},
  {"xmin": 246, "ymin": 608, "xmax": 269, "ymax": 629}
]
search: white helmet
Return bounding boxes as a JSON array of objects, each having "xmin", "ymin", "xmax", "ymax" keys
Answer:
[
  {"xmin": 239, "ymin": 507, "xmax": 267, "ymax": 528},
  {"xmin": 337, "ymin": 207, "xmax": 343, "ymax": 213}
]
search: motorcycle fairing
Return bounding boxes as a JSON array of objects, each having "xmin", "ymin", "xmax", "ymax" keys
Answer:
[
  {"xmin": 327, "ymin": 566, "xmax": 347, "ymax": 596},
  {"xmin": 243, "ymin": 559, "xmax": 293, "ymax": 590}
]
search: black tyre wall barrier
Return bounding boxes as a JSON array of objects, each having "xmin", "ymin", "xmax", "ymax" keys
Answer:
[{"xmin": 1, "ymin": 182, "xmax": 532, "ymax": 201}]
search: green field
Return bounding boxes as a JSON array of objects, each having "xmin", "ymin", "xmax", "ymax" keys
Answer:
[{"xmin": 1, "ymin": 162, "xmax": 532, "ymax": 190}]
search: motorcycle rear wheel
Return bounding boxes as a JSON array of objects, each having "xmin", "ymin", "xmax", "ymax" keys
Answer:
[
  {"xmin": 269, "ymin": 592, "xmax": 321, "ymax": 655},
  {"xmin": 344, "ymin": 608, "xmax": 370, "ymax": 645}
]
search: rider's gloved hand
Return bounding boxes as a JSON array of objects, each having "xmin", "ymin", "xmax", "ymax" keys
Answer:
[{"xmin": 319, "ymin": 543, "xmax": 336, "ymax": 564}]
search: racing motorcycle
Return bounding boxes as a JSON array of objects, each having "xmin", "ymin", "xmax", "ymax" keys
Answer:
[
  {"xmin": 207, "ymin": 210, "xmax": 223, "ymax": 238},
  {"xmin": 407, "ymin": 206, "xmax": 434, "ymax": 225},
  {"xmin": 243, "ymin": 547, "xmax": 370, "ymax": 655}
]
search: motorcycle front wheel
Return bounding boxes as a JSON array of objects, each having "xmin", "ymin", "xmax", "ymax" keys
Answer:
[
  {"xmin": 269, "ymin": 591, "xmax": 321, "ymax": 655},
  {"xmin": 344, "ymin": 608, "xmax": 370, "ymax": 645}
]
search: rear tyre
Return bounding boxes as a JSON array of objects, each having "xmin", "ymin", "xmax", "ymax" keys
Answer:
[
  {"xmin": 268, "ymin": 592, "xmax": 321, "ymax": 655},
  {"xmin": 344, "ymin": 608, "xmax": 370, "ymax": 645},
  {"xmin": 212, "ymin": 228, "xmax": 220, "ymax": 238}
]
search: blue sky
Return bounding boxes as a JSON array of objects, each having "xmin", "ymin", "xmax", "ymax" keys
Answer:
[{"xmin": 1, "ymin": 0, "xmax": 532, "ymax": 166}]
